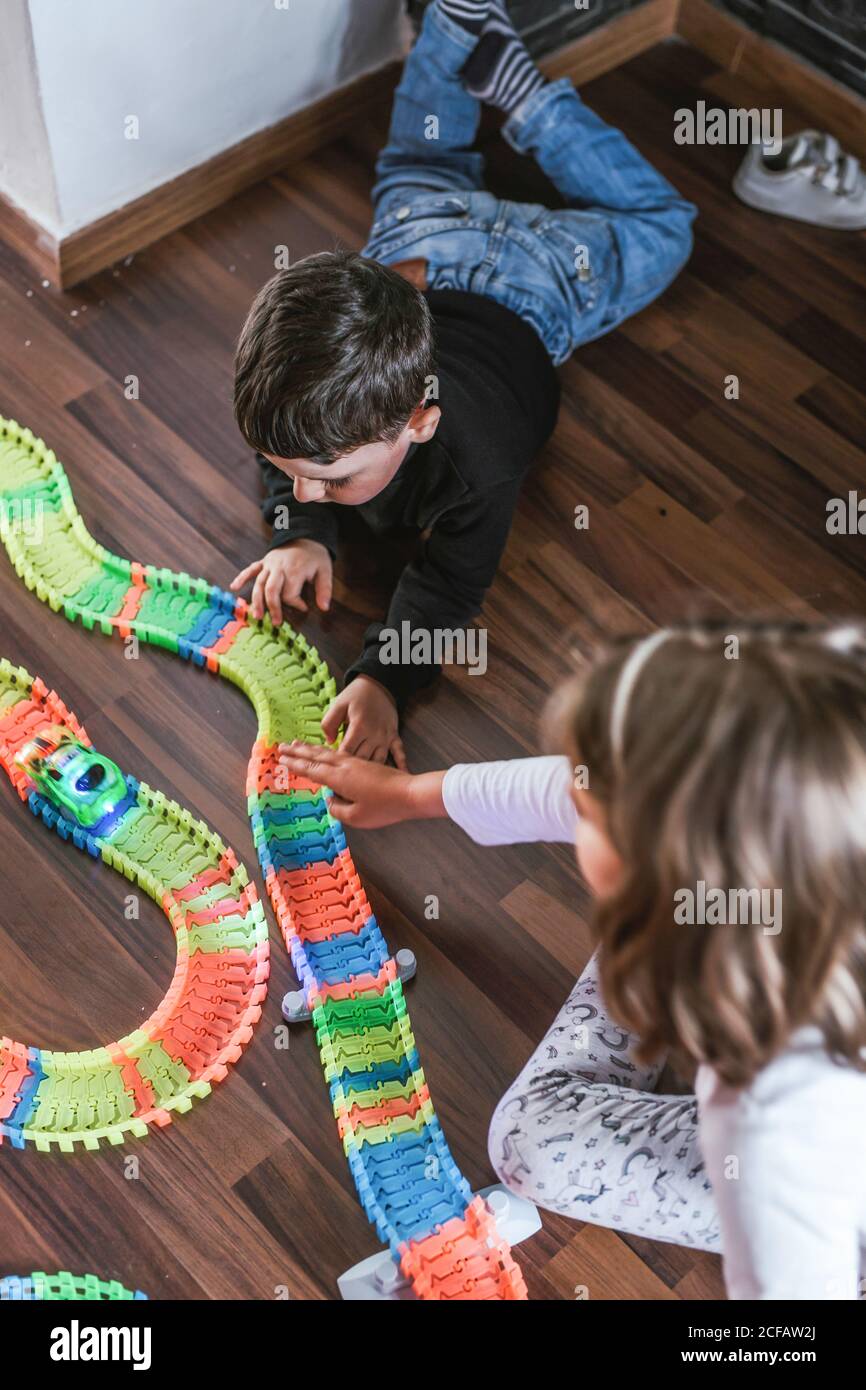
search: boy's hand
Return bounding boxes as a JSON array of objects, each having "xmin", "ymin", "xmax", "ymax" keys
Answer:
[
  {"xmin": 278, "ymin": 742, "xmax": 446, "ymax": 828},
  {"xmin": 230, "ymin": 539, "xmax": 332, "ymax": 626},
  {"xmin": 321, "ymin": 676, "xmax": 407, "ymax": 768}
]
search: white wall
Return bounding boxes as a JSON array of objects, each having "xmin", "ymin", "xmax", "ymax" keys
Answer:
[
  {"xmin": 0, "ymin": 0, "xmax": 60, "ymax": 231},
  {"xmin": 4, "ymin": 0, "xmax": 408, "ymax": 237}
]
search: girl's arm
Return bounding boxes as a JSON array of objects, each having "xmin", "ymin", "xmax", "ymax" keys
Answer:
[
  {"xmin": 277, "ymin": 743, "xmax": 577, "ymax": 845},
  {"xmin": 442, "ymin": 755, "xmax": 576, "ymax": 845}
]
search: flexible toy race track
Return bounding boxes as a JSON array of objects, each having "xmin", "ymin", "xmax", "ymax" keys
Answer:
[
  {"xmin": 0, "ymin": 658, "xmax": 268, "ymax": 1150},
  {"xmin": 0, "ymin": 418, "xmax": 526, "ymax": 1301},
  {"xmin": 0, "ymin": 1271, "xmax": 147, "ymax": 1300}
]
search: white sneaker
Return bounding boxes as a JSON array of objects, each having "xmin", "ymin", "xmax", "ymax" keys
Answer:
[{"xmin": 733, "ymin": 130, "xmax": 866, "ymax": 229}]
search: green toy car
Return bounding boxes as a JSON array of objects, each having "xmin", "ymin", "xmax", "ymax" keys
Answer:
[{"xmin": 15, "ymin": 725, "xmax": 129, "ymax": 830}]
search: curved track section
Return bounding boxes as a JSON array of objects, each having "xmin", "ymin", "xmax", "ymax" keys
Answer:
[
  {"xmin": 0, "ymin": 659, "xmax": 268, "ymax": 1151},
  {"xmin": 0, "ymin": 418, "xmax": 526, "ymax": 1300},
  {"xmin": 0, "ymin": 1271, "xmax": 147, "ymax": 1300}
]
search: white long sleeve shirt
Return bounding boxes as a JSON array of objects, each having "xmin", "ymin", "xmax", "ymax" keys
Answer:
[{"xmin": 442, "ymin": 754, "xmax": 866, "ymax": 1300}]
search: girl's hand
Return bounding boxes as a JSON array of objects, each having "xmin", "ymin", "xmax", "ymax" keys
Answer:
[{"xmin": 278, "ymin": 742, "xmax": 446, "ymax": 829}]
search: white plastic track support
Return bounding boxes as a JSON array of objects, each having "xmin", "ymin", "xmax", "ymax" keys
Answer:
[
  {"xmin": 281, "ymin": 948, "xmax": 417, "ymax": 1023},
  {"xmin": 337, "ymin": 1184, "xmax": 541, "ymax": 1301}
]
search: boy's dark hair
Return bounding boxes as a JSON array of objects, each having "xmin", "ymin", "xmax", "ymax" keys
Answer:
[{"xmin": 234, "ymin": 250, "xmax": 434, "ymax": 465}]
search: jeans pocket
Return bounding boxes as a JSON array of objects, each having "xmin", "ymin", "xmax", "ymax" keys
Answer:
[
  {"xmin": 536, "ymin": 213, "xmax": 614, "ymax": 311},
  {"xmin": 370, "ymin": 190, "xmax": 471, "ymax": 237},
  {"xmin": 365, "ymin": 192, "xmax": 475, "ymax": 265}
]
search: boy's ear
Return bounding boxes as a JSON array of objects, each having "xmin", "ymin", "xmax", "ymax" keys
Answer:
[{"xmin": 407, "ymin": 404, "xmax": 441, "ymax": 445}]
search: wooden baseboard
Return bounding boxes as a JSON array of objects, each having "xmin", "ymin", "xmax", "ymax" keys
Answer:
[
  {"xmin": 2, "ymin": 0, "xmax": 864, "ymax": 290},
  {"xmin": 541, "ymin": 0, "xmax": 680, "ymax": 86},
  {"xmin": 678, "ymin": 0, "xmax": 866, "ymax": 161},
  {"xmin": 0, "ymin": 194, "xmax": 60, "ymax": 287}
]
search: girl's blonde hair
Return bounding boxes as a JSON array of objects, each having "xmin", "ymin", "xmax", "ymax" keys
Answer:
[{"xmin": 554, "ymin": 620, "xmax": 866, "ymax": 1088}]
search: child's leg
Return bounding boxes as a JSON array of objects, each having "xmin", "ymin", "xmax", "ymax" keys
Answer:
[
  {"xmin": 506, "ymin": 84, "xmax": 694, "ymax": 322},
  {"xmin": 464, "ymin": 7, "xmax": 695, "ymax": 325},
  {"xmin": 465, "ymin": 5, "xmax": 689, "ymax": 218},
  {"xmin": 504, "ymin": 79, "xmax": 695, "ymax": 232},
  {"xmin": 488, "ymin": 954, "xmax": 721, "ymax": 1250},
  {"xmin": 371, "ymin": 2, "xmax": 489, "ymax": 216}
]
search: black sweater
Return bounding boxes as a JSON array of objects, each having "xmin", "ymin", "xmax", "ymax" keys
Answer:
[{"xmin": 259, "ymin": 289, "xmax": 560, "ymax": 708}]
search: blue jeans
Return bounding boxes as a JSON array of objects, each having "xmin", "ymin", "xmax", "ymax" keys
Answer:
[{"xmin": 363, "ymin": 4, "xmax": 696, "ymax": 365}]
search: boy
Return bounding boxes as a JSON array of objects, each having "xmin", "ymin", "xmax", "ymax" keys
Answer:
[{"xmin": 232, "ymin": 0, "xmax": 695, "ymax": 765}]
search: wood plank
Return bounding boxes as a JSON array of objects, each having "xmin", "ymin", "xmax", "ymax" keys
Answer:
[
  {"xmin": 663, "ymin": 337, "xmax": 866, "ymax": 496},
  {"xmin": 674, "ymin": 1254, "xmax": 728, "ymax": 1299},
  {"xmin": 653, "ymin": 272, "xmax": 828, "ymax": 400},
  {"xmin": 546, "ymin": 1225, "xmax": 681, "ymax": 1300},
  {"xmin": 501, "ymin": 880, "xmax": 595, "ymax": 976},
  {"xmin": 616, "ymin": 479, "xmax": 818, "ymax": 616},
  {"xmin": 0, "ymin": 286, "xmax": 107, "ymax": 406},
  {"xmin": 562, "ymin": 358, "xmax": 745, "ymax": 522},
  {"xmin": 711, "ymin": 495, "xmax": 866, "ymax": 614},
  {"xmin": 784, "ymin": 308, "xmax": 866, "ymax": 398},
  {"xmin": 798, "ymin": 374, "xmax": 866, "ymax": 451}
]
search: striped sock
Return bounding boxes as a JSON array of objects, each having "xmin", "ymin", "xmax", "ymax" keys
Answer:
[
  {"xmin": 435, "ymin": 0, "xmax": 492, "ymax": 35},
  {"xmin": 463, "ymin": 7, "xmax": 545, "ymax": 113}
]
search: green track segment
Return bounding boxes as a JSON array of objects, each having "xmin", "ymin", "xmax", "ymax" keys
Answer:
[{"xmin": 0, "ymin": 1271, "xmax": 147, "ymax": 1300}]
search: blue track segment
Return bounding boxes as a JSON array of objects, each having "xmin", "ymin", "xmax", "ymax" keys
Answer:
[
  {"xmin": 0, "ymin": 1277, "xmax": 29, "ymax": 1298},
  {"xmin": 303, "ymin": 919, "xmax": 385, "ymax": 980},
  {"xmin": 3, "ymin": 1046, "xmax": 44, "ymax": 1144},
  {"xmin": 260, "ymin": 802, "xmax": 334, "ymax": 830},
  {"xmin": 347, "ymin": 1125, "xmax": 472, "ymax": 1248},
  {"xmin": 329, "ymin": 1056, "xmax": 415, "ymax": 1102},
  {"xmin": 179, "ymin": 602, "xmax": 232, "ymax": 651}
]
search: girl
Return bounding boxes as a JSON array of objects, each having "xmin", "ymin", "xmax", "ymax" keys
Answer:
[{"xmin": 279, "ymin": 621, "xmax": 866, "ymax": 1300}]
